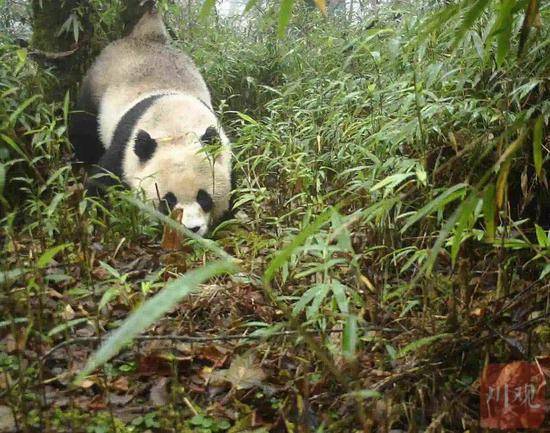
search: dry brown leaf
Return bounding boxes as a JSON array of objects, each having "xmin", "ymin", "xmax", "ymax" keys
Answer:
[
  {"xmin": 61, "ymin": 304, "xmax": 75, "ymax": 321},
  {"xmin": 0, "ymin": 406, "xmax": 16, "ymax": 433},
  {"xmin": 149, "ymin": 377, "xmax": 170, "ymax": 406},
  {"xmin": 210, "ymin": 353, "xmax": 266, "ymax": 390},
  {"xmin": 111, "ymin": 376, "xmax": 129, "ymax": 392},
  {"xmin": 78, "ymin": 379, "xmax": 95, "ymax": 389},
  {"xmin": 161, "ymin": 208, "xmax": 184, "ymax": 250}
]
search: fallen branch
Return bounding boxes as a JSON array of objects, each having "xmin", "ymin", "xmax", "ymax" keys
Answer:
[{"xmin": 29, "ymin": 47, "xmax": 79, "ymax": 60}]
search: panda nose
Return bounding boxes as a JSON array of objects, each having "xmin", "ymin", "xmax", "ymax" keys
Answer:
[{"xmin": 189, "ymin": 226, "xmax": 201, "ymax": 233}]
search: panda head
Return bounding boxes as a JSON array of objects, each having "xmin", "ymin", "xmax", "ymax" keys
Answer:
[{"xmin": 122, "ymin": 96, "xmax": 231, "ymax": 236}]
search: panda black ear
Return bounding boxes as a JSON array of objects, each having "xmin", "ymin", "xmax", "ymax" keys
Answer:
[
  {"xmin": 200, "ymin": 126, "xmax": 219, "ymax": 145},
  {"xmin": 134, "ymin": 130, "xmax": 157, "ymax": 163}
]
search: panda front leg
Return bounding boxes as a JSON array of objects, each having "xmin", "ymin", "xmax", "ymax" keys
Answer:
[{"xmin": 68, "ymin": 110, "xmax": 105, "ymax": 165}]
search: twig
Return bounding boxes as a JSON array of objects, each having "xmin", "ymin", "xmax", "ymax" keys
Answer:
[{"xmin": 40, "ymin": 329, "xmax": 346, "ymax": 362}]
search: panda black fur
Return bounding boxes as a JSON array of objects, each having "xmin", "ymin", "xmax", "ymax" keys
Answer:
[{"xmin": 69, "ymin": 10, "xmax": 231, "ymax": 236}]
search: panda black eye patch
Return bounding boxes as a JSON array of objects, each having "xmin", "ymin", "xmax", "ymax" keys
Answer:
[
  {"xmin": 159, "ymin": 192, "xmax": 177, "ymax": 215},
  {"xmin": 134, "ymin": 130, "xmax": 157, "ymax": 163},
  {"xmin": 200, "ymin": 126, "xmax": 219, "ymax": 145},
  {"xmin": 196, "ymin": 189, "xmax": 213, "ymax": 212}
]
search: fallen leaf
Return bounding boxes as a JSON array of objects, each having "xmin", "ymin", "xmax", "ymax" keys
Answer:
[
  {"xmin": 210, "ymin": 353, "xmax": 266, "ymax": 390},
  {"xmin": 1, "ymin": 334, "xmax": 25, "ymax": 353},
  {"xmin": 0, "ymin": 406, "xmax": 16, "ymax": 433},
  {"xmin": 61, "ymin": 304, "xmax": 75, "ymax": 321},
  {"xmin": 77, "ymin": 379, "xmax": 95, "ymax": 389},
  {"xmin": 161, "ymin": 208, "xmax": 184, "ymax": 250},
  {"xmin": 108, "ymin": 393, "xmax": 134, "ymax": 406},
  {"xmin": 149, "ymin": 377, "xmax": 170, "ymax": 406},
  {"xmin": 111, "ymin": 376, "xmax": 129, "ymax": 392},
  {"xmin": 88, "ymin": 395, "xmax": 106, "ymax": 411}
]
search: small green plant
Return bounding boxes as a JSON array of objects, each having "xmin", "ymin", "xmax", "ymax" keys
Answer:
[
  {"xmin": 131, "ymin": 412, "xmax": 161, "ymax": 430},
  {"xmin": 188, "ymin": 415, "xmax": 231, "ymax": 432}
]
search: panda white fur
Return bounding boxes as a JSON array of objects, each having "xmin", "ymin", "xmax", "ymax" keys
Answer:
[{"xmin": 69, "ymin": 9, "xmax": 231, "ymax": 236}]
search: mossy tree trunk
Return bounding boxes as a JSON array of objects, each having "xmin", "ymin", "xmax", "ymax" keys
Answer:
[
  {"xmin": 31, "ymin": 0, "xmax": 94, "ymax": 100},
  {"xmin": 31, "ymin": 0, "xmax": 148, "ymax": 100}
]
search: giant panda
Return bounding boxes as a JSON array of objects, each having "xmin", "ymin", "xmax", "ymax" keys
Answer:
[{"xmin": 69, "ymin": 9, "xmax": 231, "ymax": 236}]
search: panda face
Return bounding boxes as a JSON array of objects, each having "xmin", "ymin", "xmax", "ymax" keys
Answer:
[
  {"xmin": 123, "ymin": 129, "xmax": 231, "ymax": 237},
  {"xmin": 134, "ymin": 142, "xmax": 230, "ymax": 236},
  {"xmin": 159, "ymin": 189, "xmax": 213, "ymax": 236},
  {"xmin": 117, "ymin": 94, "xmax": 231, "ymax": 236}
]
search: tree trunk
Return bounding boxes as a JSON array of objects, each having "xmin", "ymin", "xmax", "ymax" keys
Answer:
[
  {"xmin": 31, "ymin": 0, "xmax": 148, "ymax": 100},
  {"xmin": 31, "ymin": 0, "xmax": 94, "ymax": 99}
]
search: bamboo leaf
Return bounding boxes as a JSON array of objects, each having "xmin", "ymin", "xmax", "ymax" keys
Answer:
[
  {"xmin": 0, "ymin": 268, "xmax": 27, "ymax": 285},
  {"xmin": 306, "ymin": 283, "xmax": 331, "ymax": 318},
  {"xmin": 63, "ymin": 91, "xmax": 70, "ymax": 127},
  {"xmin": 482, "ymin": 184, "xmax": 496, "ymax": 242},
  {"xmin": 370, "ymin": 172, "xmax": 414, "ymax": 193},
  {"xmin": 417, "ymin": 3, "xmax": 460, "ymax": 43},
  {"xmin": 534, "ymin": 224, "xmax": 548, "ymax": 248},
  {"xmin": 264, "ymin": 208, "xmax": 333, "ymax": 286},
  {"xmin": 76, "ymin": 260, "xmax": 237, "ymax": 382},
  {"xmin": 342, "ymin": 314, "xmax": 358, "ymax": 360},
  {"xmin": 199, "ymin": 0, "xmax": 216, "ymax": 22},
  {"xmin": 292, "ymin": 284, "xmax": 328, "ymax": 316},
  {"xmin": 453, "ymin": 0, "xmax": 491, "ymax": 49},
  {"xmin": 37, "ymin": 244, "xmax": 71, "ymax": 268},
  {"xmin": 422, "ymin": 203, "xmax": 462, "ymax": 275},
  {"xmin": 345, "ymin": 389, "xmax": 381, "ymax": 400},
  {"xmin": 278, "ymin": 0, "xmax": 295, "ymax": 38},
  {"xmin": 48, "ymin": 318, "xmax": 89, "ymax": 337},
  {"xmin": 533, "ymin": 116, "xmax": 543, "ymax": 178},
  {"xmin": 397, "ymin": 333, "xmax": 451, "ymax": 358},
  {"xmin": 0, "ymin": 133, "xmax": 29, "ymax": 162},
  {"xmin": 451, "ymin": 193, "xmax": 479, "ymax": 266},
  {"xmin": 124, "ymin": 196, "xmax": 233, "ymax": 261},
  {"xmin": 0, "ymin": 163, "xmax": 5, "ymax": 198},
  {"xmin": 331, "ymin": 280, "xmax": 349, "ymax": 314},
  {"xmin": 8, "ymin": 95, "xmax": 40, "ymax": 126},
  {"xmin": 493, "ymin": 0, "xmax": 515, "ymax": 66},
  {"xmin": 401, "ymin": 183, "xmax": 468, "ymax": 233},
  {"xmin": 496, "ymin": 159, "xmax": 511, "ymax": 209}
]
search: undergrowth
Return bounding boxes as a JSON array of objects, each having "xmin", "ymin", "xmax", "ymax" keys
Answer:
[{"xmin": 1, "ymin": 1, "xmax": 549, "ymax": 432}]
